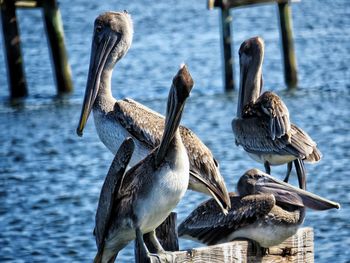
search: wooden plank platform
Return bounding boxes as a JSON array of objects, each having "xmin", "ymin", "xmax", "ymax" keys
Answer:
[{"xmin": 147, "ymin": 227, "xmax": 313, "ymax": 262}]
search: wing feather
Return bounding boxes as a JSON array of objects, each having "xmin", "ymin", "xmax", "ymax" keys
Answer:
[
  {"xmin": 115, "ymin": 98, "xmax": 230, "ymax": 209},
  {"xmin": 94, "ymin": 138, "xmax": 135, "ymax": 252},
  {"xmin": 178, "ymin": 193, "xmax": 275, "ymax": 245},
  {"xmin": 256, "ymin": 91, "xmax": 291, "ymax": 140},
  {"xmin": 114, "ymin": 98, "xmax": 163, "ymax": 148},
  {"xmin": 232, "ymin": 115, "xmax": 320, "ymax": 160}
]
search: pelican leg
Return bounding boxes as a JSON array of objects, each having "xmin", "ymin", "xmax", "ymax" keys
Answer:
[
  {"xmin": 137, "ymin": 229, "xmax": 174, "ymax": 263},
  {"xmin": 261, "ymin": 247, "xmax": 269, "ymax": 256},
  {"xmin": 250, "ymin": 240, "xmax": 268, "ymax": 256},
  {"xmin": 294, "ymin": 159, "xmax": 306, "ymax": 190},
  {"xmin": 148, "ymin": 230, "xmax": 175, "ymax": 262},
  {"xmin": 264, "ymin": 161, "xmax": 271, "ymax": 174},
  {"xmin": 147, "ymin": 230, "xmax": 164, "ymax": 253},
  {"xmin": 136, "ymin": 228, "xmax": 153, "ymax": 263},
  {"xmin": 284, "ymin": 162, "xmax": 293, "ymax": 183}
]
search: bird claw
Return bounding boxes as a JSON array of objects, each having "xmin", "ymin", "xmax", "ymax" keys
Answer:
[
  {"xmin": 250, "ymin": 240, "xmax": 269, "ymax": 256},
  {"xmin": 148, "ymin": 251, "xmax": 175, "ymax": 263},
  {"xmin": 139, "ymin": 252, "xmax": 175, "ymax": 263}
]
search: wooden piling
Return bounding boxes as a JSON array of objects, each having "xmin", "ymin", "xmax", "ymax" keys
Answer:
[
  {"xmin": 135, "ymin": 211, "xmax": 313, "ymax": 262},
  {"xmin": 1, "ymin": 0, "xmax": 28, "ymax": 98},
  {"xmin": 147, "ymin": 227, "xmax": 314, "ymax": 262},
  {"xmin": 135, "ymin": 212, "xmax": 178, "ymax": 262},
  {"xmin": 42, "ymin": 0, "xmax": 73, "ymax": 94},
  {"xmin": 208, "ymin": 0, "xmax": 299, "ymax": 90},
  {"xmin": 220, "ymin": 7, "xmax": 234, "ymax": 92},
  {"xmin": 278, "ymin": 1, "xmax": 298, "ymax": 88}
]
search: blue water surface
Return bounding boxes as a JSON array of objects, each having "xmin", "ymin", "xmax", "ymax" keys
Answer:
[{"xmin": 0, "ymin": 0, "xmax": 349, "ymax": 262}]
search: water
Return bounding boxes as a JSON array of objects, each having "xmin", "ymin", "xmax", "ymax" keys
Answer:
[{"xmin": 0, "ymin": 0, "xmax": 349, "ymax": 262}]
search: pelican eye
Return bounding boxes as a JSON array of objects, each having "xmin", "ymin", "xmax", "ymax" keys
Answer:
[
  {"xmin": 95, "ymin": 24, "xmax": 103, "ymax": 33},
  {"xmin": 243, "ymin": 46, "xmax": 250, "ymax": 55}
]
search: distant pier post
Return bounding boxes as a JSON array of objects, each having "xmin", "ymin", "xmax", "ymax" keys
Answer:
[
  {"xmin": 220, "ymin": 7, "xmax": 234, "ymax": 92},
  {"xmin": 42, "ymin": 0, "xmax": 73, "ymax": 94},
  {"xmin": 221, "ymin": 7, "xmax": 235, "ymax": 92},
  {"xmin": 278, "ymin": 1, "xmax": 298, "ymax": 88},
  {"xmin": 0, "ymin": 0, "xmax": 28, "ymax": 99},
  {"xmin": 208, "ymin": 0, "xmax": 299, "ymax": 90},
  {"xmin": 0, "ymin": 0, "xmax": 73, "ymax": 99}
]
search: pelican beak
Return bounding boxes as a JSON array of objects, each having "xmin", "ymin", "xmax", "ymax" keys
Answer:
[
  {"xmin": 255, "ymin": 173, "xmax": 340, "ymax": 210},
  {"xmin": 157, "ymin": 93, "xmax": 184, "ymax": 159},
  {"xmin": 237, "ymin": 37, "xmax": 264, "ymax": 117},
  {"xmin": 155, "ymin": 65, "xmax": 193, "ymax": 166},
  {"xmin": 76, "ymin": 33, "xmax": 119, "ymax": 136},
  {"xmin": 237, "ymin": 59, "xmax": 248, "ymax": 116}
]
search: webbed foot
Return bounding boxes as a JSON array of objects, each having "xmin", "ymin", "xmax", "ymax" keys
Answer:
[
  {"xmin": 250, "ymin": 240, "xmax": 269, "ymax": 256},
  {"xmin": 148, "ymin": 251, "xmax": 175, "ymax": 263}
]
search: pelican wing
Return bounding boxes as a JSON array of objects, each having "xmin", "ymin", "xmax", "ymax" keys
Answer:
[
  {"xmin": 254, "ymin": 91, "xmax": 291, "ymax": 140},
  {"xmin": 289, "ymin": 125, "xmax": 322, "ymax": 162},
  {"xmin": 94, "ymin": 138, "xmax": 135, "ymax": 252},
  {"xmin": 232, "ymin": 116, "xmax": 297, "ymax": 156},
  {"xmin": 117, "ymin": 149, "xmax": 157, "ymax": 199},
  {"xmin": 179, "ymin": 127, "xmax": 230, "ymax": 211},
  {"xmin": 178, "ymin": 193, "xmax": 274, "ymax": 245},
  {"xmin": 114, "ymin": 98, "xmax": 164, "ymax": 149},
  {"xmin": 115, "ymin": 98, "xmax": 230, "ymax": 210},
  {"xmin": 232, "ymin": 112, "xmax": 320, "ymax": 160}
]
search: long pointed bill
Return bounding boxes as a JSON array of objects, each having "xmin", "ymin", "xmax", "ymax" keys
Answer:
[
  {"xmin": 76, "ymin": 34, "xmax": 119, "ymax": 136},
  {"xmin": 256, "ymin": 173, "xmax": 340, "ymax": 210},
  {"xmin": 155, "ymin": 86, "xmax": 184, "ymax": 166},
  {"xmin": 237, "ymin": 37, "xmax": 264, "ymax": 117},
  {"xmin": 237, "ymin": 63, "xmax": 247, "ymax": 118},
  {"xmin": 155, "ymin": 65, "xmax": 193, "ymax": 166}
]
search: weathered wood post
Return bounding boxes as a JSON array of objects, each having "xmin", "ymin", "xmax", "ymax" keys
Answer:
[
  {"xmin": 208, "ymin": 0, "xmax": 299, "ymax": 90},
  {"xmin": 146, "ymin": 227, "xmax": 314, "ymax": 262},
  {"xmin": 42, "ymin": 0, "xmax": 73, "ymax": 94},
  {"xmin": 220, "ymin": 6, "xmax": 235, "ymax": 92},
  {"xmin": 277, "ymin": 1, "xmax": 298, "ymax": 88},
  {"xmin": 135, "ymin": 212, "xmax": 178, "ymax": 263},
  {"xmin": 0, "ymin": 0, "xmax": 28, "ymax": 98}
]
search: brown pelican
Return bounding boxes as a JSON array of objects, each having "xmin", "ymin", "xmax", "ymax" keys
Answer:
[
  {"xmin": 232, "ymin": 37, "xmax": 321, "ymax": 189},
  {"xmin": 94, "ymin": 64, "xmax": 193, "ymax": 262},
  {"xmin": 178, "ymin": 168, "xmax": 340, "ymax": 249},
  {"xmin": 76, "ymin": 11, "xmax": 230, "ymax": 212}
]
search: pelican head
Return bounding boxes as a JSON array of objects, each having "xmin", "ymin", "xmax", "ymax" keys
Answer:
[
  {"xmin": 238, "ymin": 168, "xmax": 340, "ymax": 210},
  {"xmin": 77, "ymin": 11, "xmax": 133, "ymax": 136},
  {"xmin": 237, "ymin": 36, "xmax": 264, "ymax": 117},
  {"xmin": 155, "ymin": 64, "xmax": 194, "ymax": 166}
]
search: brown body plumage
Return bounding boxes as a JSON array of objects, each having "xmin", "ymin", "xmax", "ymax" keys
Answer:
[
  {"xmin": 232, "ymin": 37, "xmax": 321, "ymax": 189},
  {"xmin": 94, "ymin": 63, "xmax": 193, "ymax": 262},
  {"xmin": 76, "ymin": 11, "xmax": 231, "ymax": 212},
  {"xmin": 178, "ymin": 169, "xmax": 340, "ymax": 247}
]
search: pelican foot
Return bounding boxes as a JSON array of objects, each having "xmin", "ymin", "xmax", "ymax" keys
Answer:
[
  {"xmin": 137, "ymin": 252, "xmax": 158, "ymax": 263},
  {"xmin": 149, "ymin": 251, "xmax": 175, "ymax": 263},
  {"xmin": 284, "ymin": 162, "xmax": 293, "ymax": 183},
  {"xmin": 261, "ymin": 247, "xmax": 269, "ymax": 256},
  {"xmin": 146, "ymin": 230, "xmax": 165, "ymax": 254},
  {"xmin": 264, "ymin": 161, "xmax": 271, "ymax": 175},
  {"xmin": 250, "ymin": 240, "xmax": 268, "ymax": 256}
]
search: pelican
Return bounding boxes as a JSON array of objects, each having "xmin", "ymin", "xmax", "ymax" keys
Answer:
[
  {"xmin": 94, "ymin": 64, "xmax": 193, "ymax": 262},
  {"xmin": 232, "ymin": 37, "xmax": 321, "ymax": 189},
  {"xmin": 76, "ymin": 11, "xmax": 230, "ymax": 212},
  {"xmin": 178, "ymin": 168, "xmax": 340, "ymax": 249}
]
